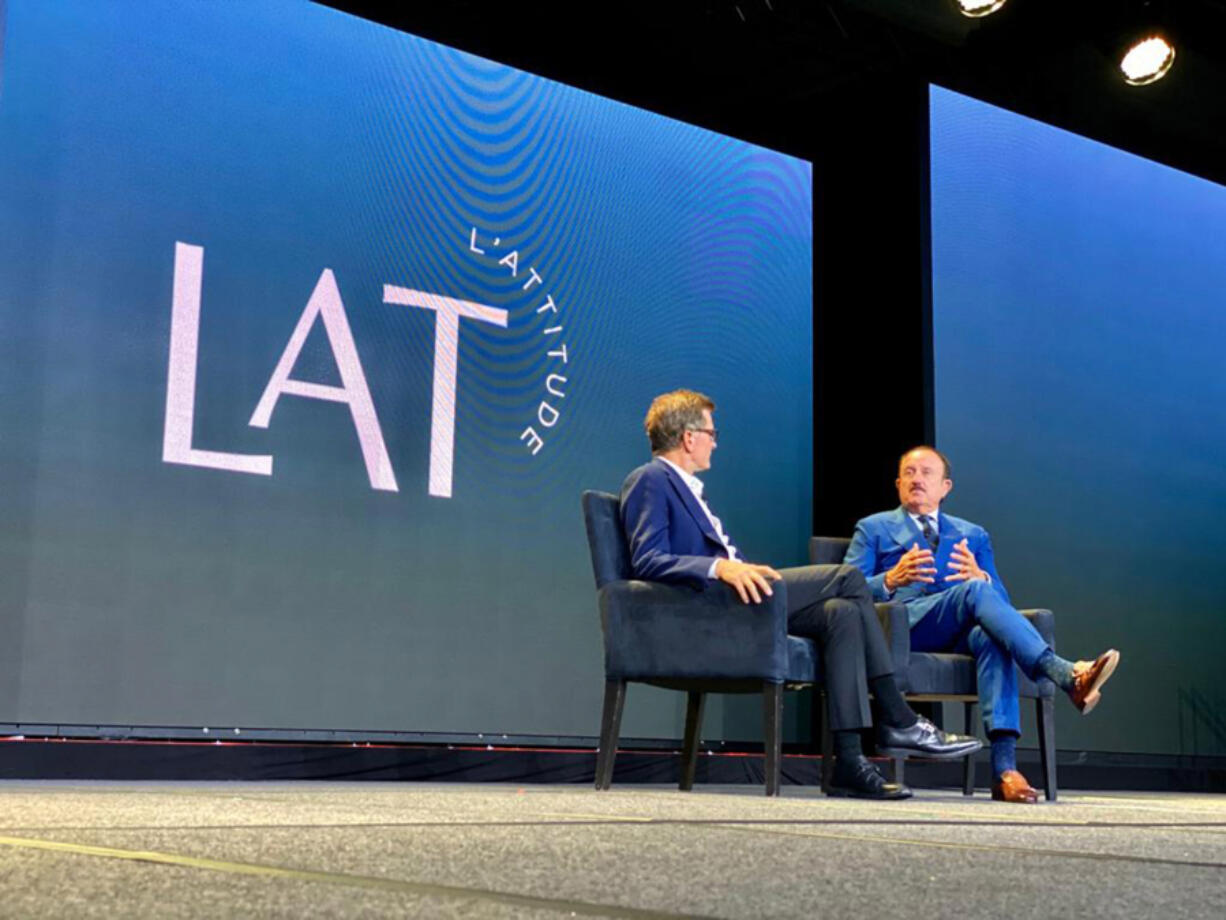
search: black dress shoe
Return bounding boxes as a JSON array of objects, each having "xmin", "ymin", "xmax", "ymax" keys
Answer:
[
  {"xmin": 876, "ymin": 716, "xmax": 983, "ymax": 761},
  {"xmin": 827, "ymin": 755, "xmax": 912, "ymax": 800}
]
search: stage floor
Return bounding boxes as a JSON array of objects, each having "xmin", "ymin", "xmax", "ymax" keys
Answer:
[{"xmin": 0, "ymin": 781, "xmax": 1222, "ymax": 918}]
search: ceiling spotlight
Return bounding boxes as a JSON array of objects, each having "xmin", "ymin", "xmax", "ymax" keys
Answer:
[
  {"xmin": 1119, "ymin": 34, "xmax": 1176, "ymax": 85},
  {"xmin": 954, "ymin": 0, "xmax": 1009, "ymax": 18}
]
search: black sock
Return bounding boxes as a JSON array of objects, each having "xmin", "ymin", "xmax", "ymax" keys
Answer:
[
  {"xmin": 833, "ymin": 729, "xmax": 863, "ymax": 761},
  {"xmin": 869, "ymin": 674, "xmax": 918, "ymax": 729}
]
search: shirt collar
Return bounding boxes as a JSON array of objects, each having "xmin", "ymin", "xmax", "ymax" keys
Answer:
[
  {"xmin": 907, "ymin": 508, "xmax": 940, "ymax": 530},
  {"xmin": 658, "ymin": 456, "xmax": 704, "ymax": 499}
]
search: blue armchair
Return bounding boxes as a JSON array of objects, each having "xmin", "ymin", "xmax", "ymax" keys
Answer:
[
  {"xmin": 582, "ymin": 490, "xmax": 827, "ymax": 796},
  {"xmin": 810, "ymin": 536, "xmax": 1059, "ymax": 800}
]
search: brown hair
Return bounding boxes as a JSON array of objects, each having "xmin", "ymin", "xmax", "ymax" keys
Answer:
[
  {"xmin": 899, "ymin": 445, "xmax": 953, "ymax": 479},
  {"xmin": 644, "ymin": 389, "xmax": 715, "ymax": 453}
]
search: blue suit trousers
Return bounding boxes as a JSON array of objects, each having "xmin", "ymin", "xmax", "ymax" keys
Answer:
[{"xmin": 908, "ymin": 579, "xmax": 1050, "ymax": 735}]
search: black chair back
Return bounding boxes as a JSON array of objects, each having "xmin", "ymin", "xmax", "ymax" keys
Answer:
[
  {"xmin": 809, "ymin": 536, "xmax": 850, "ymax": 566},
  {"xmin": 581, "ymin": 490, "xmax": 633, "ymax": 589}
]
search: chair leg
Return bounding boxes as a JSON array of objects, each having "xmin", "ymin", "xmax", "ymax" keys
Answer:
[
  {"xmin": 819, "ymin": 690, "xmax": 834, "ymax": 794},
  {"xmin": 891, "ymin": 757, "xmax": 905, "ymax": 785},
  {"xmin": 963, "ymin": 702, "xmax": 976, "ymax": 796},
  {"xmin": 763, "ymin": 682, "xmax": 783, "ymax": 797},
  {"xmin": 1037, "ymin": 696, "xmax": 1058, "ymax": 802},
  {"xmin": 680, "ymin": 691, "xmax": 706, "ymax": 791},
  {"xmin": 595, "ymin": 679, "xmax": 626, "ymax": 790}
]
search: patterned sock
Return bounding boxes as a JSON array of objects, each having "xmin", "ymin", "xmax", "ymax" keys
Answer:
[
  {"xmin": 989, "ymin": 731, "xmax": 1019, "ymax": 781},
  {"xmin": 869, "ymin": 674, "xmax": 919, "ymax": 729},
  {"xmin": 1036, "ymin": 648, "xmax": 1077, "ymax": 691}
]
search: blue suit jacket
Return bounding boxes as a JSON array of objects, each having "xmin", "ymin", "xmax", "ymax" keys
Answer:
[
  {"xmin": 844, "ymin": 507, "xmax": 1010, "ymax": 626},
  {"xmin": 619, "ymin": 458, "xmax": 729, "ymax": 590}
]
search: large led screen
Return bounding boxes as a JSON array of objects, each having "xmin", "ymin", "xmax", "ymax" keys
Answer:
[
  {"xmin": 931, "ymin": 85, "xmax": 1226, "ymax": 756},
  {"xmin": 0, "ymin": 1, "xmax": 813, "ymax": 738}
]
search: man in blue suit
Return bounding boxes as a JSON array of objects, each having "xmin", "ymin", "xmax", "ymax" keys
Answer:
[
  {"xmin": 620, "ymin": 390, "xmax": 981, "ymax": 799},
  {"xmin": 844, "ymin": 446, "xmax": 1120, "ymax": 803}
]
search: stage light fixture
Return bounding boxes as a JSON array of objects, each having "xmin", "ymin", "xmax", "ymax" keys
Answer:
[
  {"xmin": 953, "ymin": 0, "xmax": 1009, "ymax": 18},
  {"xmin": 1119, "ymin": 34, "xmax": 1176, "ymax": 85}
]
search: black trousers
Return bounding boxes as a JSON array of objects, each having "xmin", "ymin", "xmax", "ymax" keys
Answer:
[{"xmin": 779, "ymin": 564, "xmax": 893, "ymax": 731}]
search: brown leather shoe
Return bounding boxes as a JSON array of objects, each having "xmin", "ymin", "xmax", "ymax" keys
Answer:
[
  {"xmin": 1070, "ymin": 649, "xmax": 1120, "ymax": 714},
  {"xmin": 991, "ymin": 769, "xmax": 1038, "ymax": 804}
]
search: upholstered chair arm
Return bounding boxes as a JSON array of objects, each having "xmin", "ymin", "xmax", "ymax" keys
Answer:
[{"xmin": 599, "ymin": 578, "xmax": 790, "ymax": 683}]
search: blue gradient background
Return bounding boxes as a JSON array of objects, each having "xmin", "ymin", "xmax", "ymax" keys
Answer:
[
  {"xmin": 0, "ymin": 1, "xmax": 812, "ymax": 736},
  {"xmin": 931, "ymin": 86, "xmax": 1226, "ymax": 755}
]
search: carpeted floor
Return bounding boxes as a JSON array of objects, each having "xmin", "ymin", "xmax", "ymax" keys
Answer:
[{"xmin": 0, "ymin": 781, "xmax": 1222, "ymax": 918}]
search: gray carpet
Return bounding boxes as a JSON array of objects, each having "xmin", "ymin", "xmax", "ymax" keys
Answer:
[{"xmin": 0, "ymin": 781, "xmax": 1223, "ymax": 918}]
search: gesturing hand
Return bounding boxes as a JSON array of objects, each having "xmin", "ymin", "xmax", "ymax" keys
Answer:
[
  {"xmin": 883, "ymin": 542, "xmax": 937, "ymax": 592},
  {"xmin": 715, "ymin": 559, "xmax": 783, "ymax": 605},
  {"xmin": 945, "ymin": 538, "xmax": 988, "ymax": 583}
]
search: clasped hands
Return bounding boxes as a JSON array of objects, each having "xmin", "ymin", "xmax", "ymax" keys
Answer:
[
  {"xmin": 883, "ymin": 539, "xmax": 987, "ymax": 592},
  {"xmin": 714, "ymin": 558, "xmax": 782, "ymax": 605}
]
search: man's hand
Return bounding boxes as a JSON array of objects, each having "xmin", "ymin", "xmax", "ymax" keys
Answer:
[
  {"xmin": 945, "ymin": 538, "xmax": 988, "ymax": 583},
  {"xmin": 883, "ymin": 542, "xmax": 937, "ymax": 591},
  {"xmin": 714, "ymin": 559, "xmax": 782, "ymax": 605}
]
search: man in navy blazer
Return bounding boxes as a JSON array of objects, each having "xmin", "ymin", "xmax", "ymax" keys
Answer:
[
  {"xmin": 620, "ymin": 390, "xmax": 981, "ymax": 799},
  {"xmin": 845, "ymin": 446, "xmax": 1120, "ymax": 803}
]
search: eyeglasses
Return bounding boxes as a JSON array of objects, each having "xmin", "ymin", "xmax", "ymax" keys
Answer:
[{"xmin": 688, "ymin": 427, "xmax": 719, "ymax": 441}]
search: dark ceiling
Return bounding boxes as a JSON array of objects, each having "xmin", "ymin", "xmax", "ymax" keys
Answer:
[{"xmin": 324, "ymin": 0, "xmax": 1226, "ymax": 186}]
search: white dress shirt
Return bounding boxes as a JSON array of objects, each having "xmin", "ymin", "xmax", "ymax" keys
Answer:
[{"xmin": 658, "ymin": 457, "xmax": 740, "ymax": 578}]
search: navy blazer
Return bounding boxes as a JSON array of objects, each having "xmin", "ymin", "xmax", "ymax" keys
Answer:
[
  {"xmin": 844, "ymin": 507, "xmax": 1010, "ymax": 625},
  {"xmin": 619, "ymin": 458, "xmax": 730, "ymax": 590}
]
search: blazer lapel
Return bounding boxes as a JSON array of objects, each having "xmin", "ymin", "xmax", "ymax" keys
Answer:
[
  {"xmin": 886, "ymin": 507, "xmax": 921, "ymax": 551},
  {"xmin": 882, "ymin": 508, "xmax": 930, "ymax": 599},
  {"xmin": 656, "ymin": 459, "xmax": 722, "ymax": 546}
]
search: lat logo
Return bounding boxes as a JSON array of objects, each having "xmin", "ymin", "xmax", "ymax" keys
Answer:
[{"xmin": 162, "ymin": 241, "xmax": 511, "ymax": 499}]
